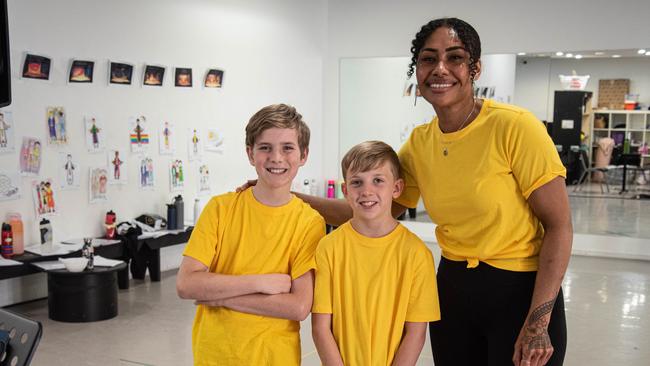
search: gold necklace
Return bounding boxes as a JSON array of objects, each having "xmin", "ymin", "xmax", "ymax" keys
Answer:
[{"xmin": 442, "ymin": 98, "xmax": 477, "ymax": 157}]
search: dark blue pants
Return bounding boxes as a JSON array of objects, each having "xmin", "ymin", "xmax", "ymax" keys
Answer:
[{"xmin": 430, "ymin": 257, "xmax": 567, "ymax": 365}]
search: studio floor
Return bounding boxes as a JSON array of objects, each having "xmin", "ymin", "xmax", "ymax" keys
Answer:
[{"xmin": 6, "ymin": 188, "xmax": 650, "ymax": 365}]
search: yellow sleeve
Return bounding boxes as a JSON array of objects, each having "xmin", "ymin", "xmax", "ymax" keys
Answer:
[
  {"xmin": 312, "ymin": 241, "xmax": 333, "ymax": 314},
  {"xmin": 396, "ymin": 135, "xmax": 421, "ymax": 208},
  {"xmin": 405, "ymin": 245, "xmax": 440, "ymax": 322},
  {"xmin": 182, "ymin": 197, "xmax": 219, "ymax": 267},
  {"xmin": 507, "ymin": 112, "xmax": 567, "ymax": 199},
  {"xmin": 290, "ymin": 215, "xmax": 326, "ymax": 279}
]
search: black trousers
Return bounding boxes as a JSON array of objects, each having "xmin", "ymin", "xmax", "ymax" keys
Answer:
[{"xmin": 430, "ymin": 257, "xmax": 567, "ymax": 366}]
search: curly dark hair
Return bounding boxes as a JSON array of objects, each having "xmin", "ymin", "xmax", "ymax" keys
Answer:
[{"xmin": 407, "ymin": 18, "xmax": 481, "ymax": 81}]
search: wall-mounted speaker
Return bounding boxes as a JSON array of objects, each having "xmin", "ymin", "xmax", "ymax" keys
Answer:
[{"xmin": 0, "ymin": 0, "xmax": 11, "ymax": 108}]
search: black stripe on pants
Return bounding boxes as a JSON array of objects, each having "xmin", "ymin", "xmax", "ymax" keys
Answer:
[{"xmin": 429, "ymin": 257, "xmax": 567, "ymax": 366}]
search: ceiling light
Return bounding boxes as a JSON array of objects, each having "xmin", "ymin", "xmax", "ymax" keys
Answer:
[
  {"xmin": 575, "ymin": 55, "xmax": 583, "ymax": 59},
  {"xmin": 556, "ymin": 51, "xmax": 564, "ymax": 56},
  {"xmin": 565, "ymin": 53, "xmax": 574, "ymax": 58},
  {"xmin": 612, "ymin": 55, "xmax": 621, "ymax": 58},
  {"xmin": 517, "ymin": 52, "xmax": 526, "ymax": 56},
  {"xmin": 594, "ymin": 52, "xmax": 605, "ymax": 56},
  {"xmin": 638, "ymin": 49, "xmax": 647, "ymax": 54},
  {"xmin": 645, "ymin": 51, "xmax": 650, "ymax": 56}
]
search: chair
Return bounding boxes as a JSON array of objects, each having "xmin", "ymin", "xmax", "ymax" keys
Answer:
[
  {"xmin": 0, "ymin": 308, "xmax": 42, "ymax": 366},
  {"xmin": 574, "ymin": 150, "xmax": 610, "ymax": 193}
]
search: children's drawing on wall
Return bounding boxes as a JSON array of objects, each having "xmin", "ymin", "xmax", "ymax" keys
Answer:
[
  {"xmin": 169, "ymin": 159, "xmax": 185, "ymax": 192},
  {"xmin": 188, "ymin": 128, "xmax": 202, "ymax": 161},
  {"xmin": 22, "ymin": 54, "xmax": 51, "ymax": 81},
  {"xmin": 19, "ymin": 137, "xmax": 42, "ymax": 176},
  {"xmin": 84, "ymin": 116, "xmax": 104, "ymax": 153},
  {"xmin": 205, "ymin": 128, "xmax": 224, "ymax": 153},
  {"xmin": 32, "ymin": 179, "xmax": 57, "ymax": 216},
  {"xmin": 198, "ymin": 164, "xmax": 211, "ymax": 196},
  {"xmin": 174, "ymin": 67, "xmax": 193, "ymax": 87},
  {"xmin": 68, "ymin": 60, "xmax": 94, "ymax": 83},
  {"xmin": 0, "ymin": 171, "xmax": 21, "ymax": 201},
  {"xmin": 474, "ymin": 86, "xmax": 496, "ymax": 99},
  {"xmin": 129, "ymin": 115, "xmax": 149, "ymax": 153},
  {"xmin": 107, "ymin": 149, "xmax": 127, "ymax": 185},
  {"xmin": 139, "ymin": 156, "xmax": 155, "ymax": 190},
  {"xmin": 89, "ymin": 167, "xmax": 108, "ymax": 203},
  {"xmin": 204, "ymin": 69, "xmax": 224, "ymax": 88},
  {"xmin": 159, "ymin": 121, "xmax": 175, "ymax": 155},
  {"xmin": 58, "ymin": 152, "xmax": 80, "ymax": 190},
  {"xmin": 46, "ymin": 107, "xmax": 68, "ymax": 145},
  {"xmin": 0, "ymin": 110, "xmax": 15, "ymax": 153},
  {"xmin": 109, "ymin": 62, "xmax": 133, "ymax": 85},
  {"xmin": 143, "ymin": 65, "xmax": 165, "ymax": 87}
]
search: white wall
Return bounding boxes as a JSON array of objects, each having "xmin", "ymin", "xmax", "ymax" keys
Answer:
[
  {"xmin": 0, "ymin": 0, "xmax": 327, "ymax": 245},
  {"xmin": 515, "ymin": 56, "xmax": 650, "ymax": 121},
  {"xmin": 476, "ymin": 54, "xmax": 516, "ymax": 104},
  {"xmin": 323, "ymin": 0, "xmax": 650, "ymax": 177}
]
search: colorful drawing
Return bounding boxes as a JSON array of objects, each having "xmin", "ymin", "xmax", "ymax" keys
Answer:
[
  {"xmin": 107, "ymin": 149, "xmax": 127, "ymax": 184},
  {"xmin": 19, "ymin": 137, "xmax": 42, "ymax": 176},
  {"xmin": 46, "ymin": 106, "xmax": 67, "ymax": 145},
  {"xmin": 22, "ymin": 54, "xmax": 51, "ymax": 80},
  {"xmin": 59, "ymin": 152, "xmax": 80, "ymax": 190},
  {"xmin": 169, "ymin": 159, "xmax": 185, "ymax": 192},
  {"xmin": 89, "ymin": 167, "xmax": 108, "ymax": 203},
  {"xmin": 0, "ymin": 111, "xmax": 15, "ymax": 153},
  {"xmin": 159, "ymin": 121, "xmax": 175, "ymax": 155},
  {"xmin": 129, "ymin": 115, "xmax": 149, "ymax": 152},
  {"xmin": 85, "ymin": 116, "xmax": 104, "ymax": 153},
  {"xmin": 188, "ymin": 128, "xmax": 202, "ymax": 161},
  {"xmin": 198, "ymin": 164, "xmax": 211, "ymax": 196},
  {"xmin": 0, "ymin": 171, "xmax": 20, "ymax": 201},
  {"xmin": 139, "ymin": 156, "xmax": 155, "ymax": 189},
  {"xmin": 32, "ymin": 179, "xmax": 57, "ymax": 216},
  {"xmin": 205, "ymin": 128, "xmax": 224, "ymax": 152}
]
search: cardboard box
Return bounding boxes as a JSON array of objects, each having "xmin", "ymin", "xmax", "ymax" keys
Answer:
[{"xmin": 598, "ymin": 79, "xmax": 629, "ymax": 109}]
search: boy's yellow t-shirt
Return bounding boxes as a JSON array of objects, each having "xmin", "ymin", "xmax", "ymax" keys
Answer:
[
  {"xmin": 183, "ymin": 188, "xmax": 325, "ymax": 366},
  {"xmin": 312, "ymin": 222, "xmax": 440, "ymax": 366},
  {"xmin": 397, "ymin": 99, "xmax": 566, "ymax": 271}
]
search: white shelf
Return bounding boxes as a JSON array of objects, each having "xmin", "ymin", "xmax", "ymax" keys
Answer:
[{"xmin": 588, "ymin": 110, "xmax": 650, "ymax": 165}]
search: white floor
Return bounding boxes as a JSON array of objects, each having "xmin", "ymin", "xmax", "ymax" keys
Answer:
[{"xmin": 5, "ymin": 190, "xmax": 650, "ymax": 365}]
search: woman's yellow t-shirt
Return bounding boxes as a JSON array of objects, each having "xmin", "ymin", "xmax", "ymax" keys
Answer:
[
  {"xmin": 397, "ymin": 99, "xmax": 566, "ymax": 271},
  {"xmin": 183, "ymin": 189, "xmax": 325, "ymax": 366}
]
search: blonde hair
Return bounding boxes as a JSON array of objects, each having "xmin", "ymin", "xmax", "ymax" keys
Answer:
[
  {"xmin": 341, "ymin": 141, "xmax": 401, "ymax": 180},
  {"xmin": 245, "ymin": 104, "xmax": 310, "ymax": 158}
]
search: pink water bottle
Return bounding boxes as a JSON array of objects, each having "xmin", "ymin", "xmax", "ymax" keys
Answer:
[
  {"xmin": 327, "ymin": 180, "xmax": 335, "ymax": 198},
  {"xmin": 7, "ymin": 213, "xmax": 24, "ymax": 255}
]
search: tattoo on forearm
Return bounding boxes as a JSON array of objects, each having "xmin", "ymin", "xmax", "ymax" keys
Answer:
[{"xmin": 528, "ymin": 300, "xmax": 555, "ymax": 325}]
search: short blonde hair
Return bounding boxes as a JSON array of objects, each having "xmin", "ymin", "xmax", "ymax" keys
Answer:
[
  {"xmin": 341, "ymin": 141, "xmax": 401, "ymax": 180},
  {"xmin": 245, "ymin": 104, "xmax": 310, "ymax": 158}
]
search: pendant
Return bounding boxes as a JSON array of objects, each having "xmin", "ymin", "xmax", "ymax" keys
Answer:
[{"xmin": 443, "ymin": 147, "xmax": 448, "ymax": 156}]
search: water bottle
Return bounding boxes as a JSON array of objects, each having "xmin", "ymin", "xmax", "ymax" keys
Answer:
[
  {"xmin": 7, "ymin": 213, "xmax": 24, "ymax": 255},
  {"xmin": 193, "ymin": 198, "xmax": 201, "ymax": 225},
  {"xmin": 327, "ymin": 180, "xmax": 335, "ymax": 198},
  {"xmin": 39, "ymin": 218, "xmax": 53, "ymax": 253},
  {"xmin": 174, "ymin": 195, "xmax": 184, "ymax": 230},
  {"xmin": 336, "ymin": 180, "xmax": 344, "ymax": 199},
  {"xmin": 1, "ymin": 223, "xmax": 13, "ymax": 258},
  {"xmin": 301, "ymin": 179, "xmax": 311, "ymax": 195},
  {"xmin": 166, "ymin": 204, "xmax": 177, "ymax": 231}
]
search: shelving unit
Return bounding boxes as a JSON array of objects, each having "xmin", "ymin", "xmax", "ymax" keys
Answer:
[{"xmin": 588, "ymin": 110, "xmax": 650, "ymax": 167}]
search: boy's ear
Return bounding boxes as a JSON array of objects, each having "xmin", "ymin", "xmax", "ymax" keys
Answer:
[
  {"xmin": 299, "ymin": 147, "xmax": 309, "ymax": 166},
  {"xmin": 341, "ymin": 181, "xmax": 347, "ymax": 197},
  {"xmin": 246, "ymin": 145, "xmax": 255, "ymax": 166},
  {"xmin": 392, "ymin": 178, "xmax": 404, "ymax": 199}
]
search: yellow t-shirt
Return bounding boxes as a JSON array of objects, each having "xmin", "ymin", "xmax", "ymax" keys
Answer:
[
  {"xmin": 183, "ymin": 188, "xmax": 326, "ymax": 366},
  {"xmin": 396, "ymin": 99, "xmax": 566, "ymax": 271},
  {"xmin": 312, "ymin": 222, "xmax": 440, "ymax": 366}
]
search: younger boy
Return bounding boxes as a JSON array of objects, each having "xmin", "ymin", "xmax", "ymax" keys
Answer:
[
  {"xmin": 176, "ymin": 104, "xmax": 325, "ymax": 366},
  {"xmin": 311, "ymin": 141, "xmax": 440, "ymax": 365}
]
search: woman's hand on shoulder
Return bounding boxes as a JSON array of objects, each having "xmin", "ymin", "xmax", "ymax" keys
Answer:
[{"xmin": 235, "ymin": 179, "xmax": 257, "ymax": 192}]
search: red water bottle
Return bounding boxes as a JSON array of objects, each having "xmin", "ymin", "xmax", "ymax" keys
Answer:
[
  {"xmin": 1, "ymin": 223, "xmax": 13, "ymax": 258},
  {"xmin": 105, "ymin": 210, "xmax": 117, "ymax": 239}
]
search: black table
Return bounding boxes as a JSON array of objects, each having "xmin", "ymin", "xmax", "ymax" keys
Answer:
[
  {"xmin": 615, "ymin": 153, "xmax": 641, "ymax": 194},
  {"xmin": 47, "ymin": 263, "xmax": 127, "ymax": 322}
]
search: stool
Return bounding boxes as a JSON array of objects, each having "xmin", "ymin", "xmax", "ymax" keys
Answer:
[{"xmin": 47, "ymin": 263, "xmax": 126, "ymax": 322}]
